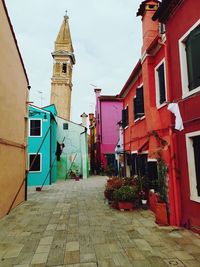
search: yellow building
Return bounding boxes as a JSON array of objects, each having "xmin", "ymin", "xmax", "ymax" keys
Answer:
[
  {"xmin": 0, "ymin": 0, "xmax": 29, "ymax": 218},
  {"xmin": 50, "ymin": 12, "xmax": 75, "ymax": 120}
]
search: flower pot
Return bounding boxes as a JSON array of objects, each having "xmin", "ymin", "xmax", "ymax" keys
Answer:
[
  {"xmin": 75, "ymin": 176, "xmax": 80, "ymax": 181},
  {"xmin": 149, "ymin": 192, "xmax": 160, "ymax": 213},
  {"xmin": 141, "ymin": 199, "xmax": 147, "ymax": 205},
  {"xmin": 118, "ymin": 202, "xmax": 133, "ymax": 211},
  {"xmin": 155, "ymin": 202, "xmax": 168, "ymax": 226},
  {"xmin": 110, "ymin": 201, "xmax": 118, "ymax": 209}
]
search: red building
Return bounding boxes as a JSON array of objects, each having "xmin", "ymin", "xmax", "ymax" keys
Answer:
[
  {"xmin": 153, "ymin": 0, "xmax": 200, "ymax": 232},
  {"xmin": 119, "ymin": 0, "xmax": 181, "ymax": 226}
]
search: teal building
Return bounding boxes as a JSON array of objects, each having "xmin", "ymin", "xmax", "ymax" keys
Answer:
[{"xmin": 27, "ymin": 104, "xmax": 57, "ymax": 186}]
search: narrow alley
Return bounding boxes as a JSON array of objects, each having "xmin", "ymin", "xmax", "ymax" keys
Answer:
[{"xmin": 0, "ymin": 176, "xmax": 200, "ymax": 267}]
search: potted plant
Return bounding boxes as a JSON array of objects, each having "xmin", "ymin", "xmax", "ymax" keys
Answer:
[
  {"xmin": 139, "ymin": 190, "xmax": 147, "ymax": 205},
  {"xmin": 155, "ymin": 156, "xmax": 168, "ymax": 226},
  {"xmin": 113, "ymin": 185, "xmax": 137, "ymax": 211}
]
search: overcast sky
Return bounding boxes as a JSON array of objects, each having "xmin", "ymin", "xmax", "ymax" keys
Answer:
[{"xmin": 6, "ymin": 0, "xmax": 142, "ymax": 123}]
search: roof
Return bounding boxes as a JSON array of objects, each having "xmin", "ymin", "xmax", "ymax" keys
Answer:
[
  {"xmin": 152, "ymin": 0, "xmax": 183, "ymax": 23},
  {"xmin": 55, "ymin": 14, "xmax": 74, "ymax": 53},
  {"xmin": 137, "ymin": 0, "xmax": 160, "ymax": 17},
  {"xmin": 99, "ymin": 95, "xmax": 123, "ymax": 102},
  {"xmin": 119, "ymin": 60, "xmax": 142, "ymax": 98},
  {"xmin": 2, "ymin": 0, "xmax": 29, "ymax": 86}
]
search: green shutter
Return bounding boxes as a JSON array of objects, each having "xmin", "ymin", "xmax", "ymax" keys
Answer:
[
  {"xmin": 193, "ymin": 136, "xmax": 200, "ymax": 196},
  {"xmin": 186, "ymin": 27, "xmax": 200, "ymax": 91},
  {"xmin": 136, "ymin": 87, "xmax": 144, "ymax": 118},
  {"xmin": 157, "ymin": 63, "xmax": 166, "ymax": 104}
]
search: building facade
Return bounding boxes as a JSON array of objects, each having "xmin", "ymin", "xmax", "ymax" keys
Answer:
[
  {"xmin": 27, "ymin": 105, "xmax": 57, "ymax": 186},
  {"xmin": 56, "ymin": 116, "xmax": 89, "ymax": 180},
  {"xmin": 0, "ymin": 0, "xmax": 29, "ymax": 218},
  {"xmin": 50, "ymin": 12, "xmax": 75, "ymax": 120},
  {"xmin": 95, "ymin": 89, "xmax": 123, "ymax": 175},
  {"xmin": 153, "ymin": 0, "xmax": 200, "ymax": 231},
  {"xmin": 119, "ymin": 0, "xmax": 180, "ymax": 226}
]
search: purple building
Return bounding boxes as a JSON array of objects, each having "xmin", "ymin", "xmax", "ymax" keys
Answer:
[{"xmin": 94, "ymin": 89, "xmax": 123, "ymax": 175}]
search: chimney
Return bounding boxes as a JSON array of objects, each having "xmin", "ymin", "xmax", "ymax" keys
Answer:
[
  {"xmin": 80, "ymin": 112, "xmax": 88, "ymax": 128},
  {"xmin": 94, "ymin": 88, "xmax": 101, "ymax": 98},
  {"xmin": 137, "ymin": 0, "xmax": 159, "ymax": 54}
]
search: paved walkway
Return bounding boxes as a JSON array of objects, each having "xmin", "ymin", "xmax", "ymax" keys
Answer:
[{"xmin": 0, "ymin": 176, "xmax": 200, "ymax": 267}]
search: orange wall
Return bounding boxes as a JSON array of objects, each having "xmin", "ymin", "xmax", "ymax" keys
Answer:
[{"xmin": 0, "ymin": 1, "xmax": 29, "ymax": 218}]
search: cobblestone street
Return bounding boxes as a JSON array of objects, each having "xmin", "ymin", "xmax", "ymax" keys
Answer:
[{"xmin": 0, "ymin": 176, "xmax": 200, "ymax": 267}]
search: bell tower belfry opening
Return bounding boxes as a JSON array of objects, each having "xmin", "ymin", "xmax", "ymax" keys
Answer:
[{"xmin": 50, "ymin": 11, "xmax": 75, "ymax": 120}]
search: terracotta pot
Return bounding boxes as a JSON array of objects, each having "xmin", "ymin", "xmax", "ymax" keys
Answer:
[
  {"xmin": 110, "ymin": 201, "xmax": 118, "ymax": 209},
  {"xmin": 75, "ymin": 176, "xmax": 80, "ymax": 181},
  {"xmin": 118, "ymin": 202, "xmax": 133, "ymax": 211},
  {"xmin": 155, "ymin": 202, "xmax": 168, "ymax": 226},
  {"xmin": 149, "ymin": 192, "xmax": 160, "ymax": 213}
]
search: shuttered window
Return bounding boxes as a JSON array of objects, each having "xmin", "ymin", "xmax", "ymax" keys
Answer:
[
  {"xmin": 186, "ymin": 27, "xmax": 200, "ymax": 91},
  {"xmin": 122, "ymin": 106, "xmax": 129, "ymax": 128},
  {"xmin": 134, "ymin": 86, "xmax": 144, "ymax": 120},
  {"xmin": 193, "ymin": 136, "xmax": 200, "ymax": 196},
  {"xmin": 157, "ymin": 63, "xmax": 166, "ymax": 104}
]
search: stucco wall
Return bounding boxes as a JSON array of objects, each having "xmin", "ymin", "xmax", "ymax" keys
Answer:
[{"xmin": 0, "ymin": 1, "xmax": 29, "ymax": 218}]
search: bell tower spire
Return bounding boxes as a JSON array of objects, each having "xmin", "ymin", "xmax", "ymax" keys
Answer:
[{"xmin": 50, "ymin": 12, "xmax": 75, "ymax": 120}]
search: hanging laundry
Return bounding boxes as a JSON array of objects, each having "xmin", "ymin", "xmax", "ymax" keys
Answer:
[
  {"xmin": 167, "ymin": 103, "xmax": 184, "ymax": 131},
  {"xmin": 55, "ymin": 142, "xmax": 65, "ymax": 161}
]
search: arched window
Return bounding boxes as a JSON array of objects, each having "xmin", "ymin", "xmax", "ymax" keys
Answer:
[{"xmin": 62, "ymin": 63, "xmax": 67, "ymax": 73}]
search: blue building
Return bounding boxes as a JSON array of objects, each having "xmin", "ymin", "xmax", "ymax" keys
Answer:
[{"xmin": 27, "ymin": 104, "xmax": 57, "ymax": 186}]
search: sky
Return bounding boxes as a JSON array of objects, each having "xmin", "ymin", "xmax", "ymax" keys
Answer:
[{"xmin": 6, "ymin": 0, "xmax": 143, "ymax": 124}]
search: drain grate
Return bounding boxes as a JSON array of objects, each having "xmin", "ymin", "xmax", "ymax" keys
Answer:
[{"xmin": 164, "ymin": 259, "xmax": 185, "ymax": 266}]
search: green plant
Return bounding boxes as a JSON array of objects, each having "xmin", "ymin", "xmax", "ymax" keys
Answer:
[
  {"xmin": 157, "ymin": 155, "xmax": 168, "ymax": 202},
  {"xmin": 113, "ymin": 185, "xmax": 137, "ymax": 202},
  {"xmin": 106, "ymin": 164, "xmax": 115, "ymax": 176}
]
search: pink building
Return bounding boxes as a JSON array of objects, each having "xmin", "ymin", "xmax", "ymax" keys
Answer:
[{"xmin": 94, "ymin": 89, "xmax": 123, "ymax": 174}]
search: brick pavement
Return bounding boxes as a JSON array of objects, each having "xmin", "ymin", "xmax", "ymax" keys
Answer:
[{"xmin": 0, "ymin": 176, "xmax": 200, "ymax": 267}]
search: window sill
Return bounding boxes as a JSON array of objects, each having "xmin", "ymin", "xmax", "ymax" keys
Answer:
[
  {"xmin": 123, "ymin": 126, "xmax": 129, "ymax": 130},
  {"xmin": 182, "ymin": 86, "xmax": 200, "ymax": 100},
  {"xmin": 190, "ymin": 195, "xmax": 200, "ymax": 203},
  {"xmin": 157, "ymin": 102, "xmax": 167, "ymax": 110},
  {"xmin": 134, "ymin": 116, "xmax": 145, "ymax": 123}
]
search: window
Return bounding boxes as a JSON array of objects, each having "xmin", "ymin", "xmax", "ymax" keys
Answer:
[
  {"xmin": 122, "ymin": 106, "xmax": 129, "ymax": 128},
  {"xmin": 30, "ymin": 119, "xmax": 41, "ymax": 137},
  {"xmin": 186, "ymin": 131, "xmax": 200, "ymax": 202},
  {"xmin": 63, "ymin": 123, "xmax": 68, "ymax": 130},
  {"xmin": 62, "ymin": 63, "xmax": 67, "ymax": 73},
  {"xmin": 29, "ymin": 154, "xmax": 41, "ymax": 172},
  {"xmin": 155, "ymin": 60, "xmax": 167, "ymax": 107},
  {"xmin": 134, "ymin": 86, "xmax": 144, "ymax": 120},
  {"xmin": 179, "ymin": 20, "xmax": 200, "ymax": 97},
  {"xmin": 185, "ymin": 27, "xmax": 200, "ymax": 91}
]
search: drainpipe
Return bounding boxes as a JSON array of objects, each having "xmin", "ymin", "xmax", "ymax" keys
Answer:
[{"xmin": 164, "ymin": 31, "xmax": 181, "ymax": 226}]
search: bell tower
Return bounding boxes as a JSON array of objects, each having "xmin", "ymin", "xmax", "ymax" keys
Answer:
[{"xmin": 50, "ymin": 11, "xmax": 75, "ymax": 120}]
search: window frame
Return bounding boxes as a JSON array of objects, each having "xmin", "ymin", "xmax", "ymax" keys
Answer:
[
  {"xmin": 179, "ymin": 19, "xmax": 200, "ymax": 99},
  {"xmin": 155, "ymin": 58, "xmax": 167, "ymax": 109},
  {"xmin": 134, "ymin": 84, "xmax": 145, "ymax": 121},
  {"xmin": 185, "ymin": 130, "xmax": 200, "ymax": 203},
  {"xmin": 29, "ymin": 119, "xmax": 42, "ymax": 137},
  {"xmin": 28, "ymin": 153, "xmax": 42, "ymax": 173}
]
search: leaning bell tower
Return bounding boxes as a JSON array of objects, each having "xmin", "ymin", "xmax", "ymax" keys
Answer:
[{"xmin": 50, "ymin": 11, "xmax": 75, "ymax": 120}]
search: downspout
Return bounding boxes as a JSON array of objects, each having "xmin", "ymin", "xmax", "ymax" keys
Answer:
[
  {"xmin": 163, "ymin": 32, "xmax": 181, "ymax": 226},
  {"xmin": 50, "ymin": 117, "xmax": 52, "ymax": 185}
]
